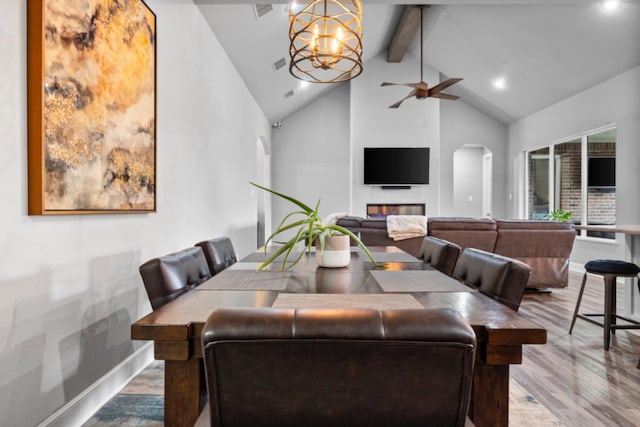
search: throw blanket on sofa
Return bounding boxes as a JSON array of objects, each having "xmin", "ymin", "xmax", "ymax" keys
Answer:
[{"xmin": 386, "ymin": 215, "xmax": 427, "ymax": 241}]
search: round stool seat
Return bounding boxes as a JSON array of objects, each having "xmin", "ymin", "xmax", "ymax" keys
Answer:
[{"xmin": 585, "ymin": 259, "xmax": 640, "ymax": 275}]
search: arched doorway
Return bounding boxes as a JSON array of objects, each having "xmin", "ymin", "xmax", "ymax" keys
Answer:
[
  {"xmin": 453, "ymin": 144, "xmax": 493, "ymax": 218},
  {"xmin": 256, "ymin": 137, "xmax": 271, "ymax": 247}
]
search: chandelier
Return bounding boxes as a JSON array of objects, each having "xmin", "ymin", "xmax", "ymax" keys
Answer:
[{"xmin": 289, "ymin": 0, "xmax": 363, "ymax": 83}]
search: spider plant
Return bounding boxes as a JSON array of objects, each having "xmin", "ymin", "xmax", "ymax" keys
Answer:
[
  {"xmin": 250, "ymin": 182, "xmax": 379, "ymax": 271},
  {"xmin": 544, "ymin": 208, "xmax": 572, "ymax": 222}
]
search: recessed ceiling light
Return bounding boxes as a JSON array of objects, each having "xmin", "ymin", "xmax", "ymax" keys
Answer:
[
  {"xmin": 299, "ymin": 81, "xmax": 310, "ymax": 90},
  {"xmin": 492, "ymin": 77, "xmax": 507, "ymax": 90},
  {"xmin": 602, "ymin": 0, "xmax": 622, "ymax": 11}
]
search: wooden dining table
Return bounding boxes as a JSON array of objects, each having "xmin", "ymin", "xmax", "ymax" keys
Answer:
[{"xmin": 131, "ymin": 246, "xmax": 546, "ymax": 427}]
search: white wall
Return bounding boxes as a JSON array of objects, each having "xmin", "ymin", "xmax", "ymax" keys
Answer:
[
  {"xmin": 271, "ymin": 84, "xmax": 351, "ymax": 233},
  {"xmin": 440, "ymin": 100, "xmax": 508, "ymax": 217},
  {"xmin": 0, "ymin": 0, "xmax": 270, "ymax": 425},
  {"xmin": 507, "ymin": 66, "xmax": 640, "ymax": 265},
  {"xmin": 270, "ymin": 53, "xmax": 509, "ymax": 223},
  {"xmin": 351, "ymin": 54, "xmax": 440, "ymax": 217}
]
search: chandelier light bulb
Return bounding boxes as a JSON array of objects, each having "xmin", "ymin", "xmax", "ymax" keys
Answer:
[{"xmin": 289, "ymin": 0, "xmax": 363, "ymax": 83}]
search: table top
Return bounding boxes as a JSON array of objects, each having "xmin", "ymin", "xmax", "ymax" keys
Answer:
[
  {"xmin": 131, "ymin": 246, "xmax": 546, "ymax": 346},
  {"xmin": 574, "ymin": 224, "xmax": 640, "ymax": 235}
]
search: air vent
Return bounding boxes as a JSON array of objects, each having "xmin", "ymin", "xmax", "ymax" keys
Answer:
[
  {"xmin": 254, "ymin": 4, "xmax": 273, "ymax": 19},
  {"xmin": 284, "ymin": 90, "xmax": 294, "ymax": 99},
  {"xmin": 273, "ymin": 57, "xmax": 287, "ymax": 71}
]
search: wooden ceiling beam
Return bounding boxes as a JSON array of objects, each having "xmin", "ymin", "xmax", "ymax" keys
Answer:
[{"xmin": 386, "ymin": 5, "xmax": 427, "ymax": 63}]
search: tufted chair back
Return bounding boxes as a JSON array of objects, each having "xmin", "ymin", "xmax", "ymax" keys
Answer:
[
  {"xmin": 453, "ymin": 248, "xmax": 531, "ymax": 311},
  {"xmin": 195, "ymin": 237, "xmax": 238, "ymax": 275},
  {"xmin": 418, "ymin": 236, "xmax": 462, "ymax": 276},
  {"xmin": 139, "ymin": 246, "xmax": 211, "ymax": 310},
  {"xmin": 197, "ymin": 307, "xmax": 476, "ymax": 427}
]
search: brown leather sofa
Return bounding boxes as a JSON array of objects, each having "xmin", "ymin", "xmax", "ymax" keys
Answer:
[
  {"xmin": 428, "ymin": 217, "xmax": 498, "ymax": 253},
  {"xmin": 430, "ymin": 217, "xmax": 576, "ymax": 289},
  {"xmin": 492, "ymin": 219, "xmax": 575, "ymax": 289},
  {"xmin": 198, "ymin": 307, "xmax": 476, "ymax": 427},
  {"xmin": 336, "ymin": 216, "xmax": 425, "ymax": 257},
  {"xmin": 337, "ymin": 216, "xmax": 576, "ymax": 289}
]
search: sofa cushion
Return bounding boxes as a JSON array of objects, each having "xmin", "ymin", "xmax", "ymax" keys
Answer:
[
  {"xmin": 494, "ymin": 229, "xmax": 575, "ymax": 258},
  {"xmin": 428, "ymin": 217, "xmax": 497, "ymax": 231},
  {"xmin": 493, "ymin": 228, "xmax": 576, "ymax": 289},
  {"xmin": 360, "ymin": 218, "xmax": 388, "ymax": 230},
  {"xmin": 495, "ymin": 219, "xmax": 573, "ymax": 230},
  {"xmin": 429, "ymin": 229, "xmax": 498, "ymax": 253},
  {"xmin": 336, "ymin": 216, "xmax": 362, "ymax": 229}
]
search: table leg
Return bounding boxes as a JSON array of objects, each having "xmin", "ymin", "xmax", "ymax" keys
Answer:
[
  {"xmin": 164, "ymin": 359, "xmax": 203, "ymax": 427},
  {"xmin": 470, "ymin": 360, "xmax": 509, "ymax": 427}
]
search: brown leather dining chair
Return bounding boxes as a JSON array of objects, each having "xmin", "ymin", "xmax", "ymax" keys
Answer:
[
  {"xmin": 139, "ymin": 246, "xmax": 211, "ymax": 310},
  {"xmin": 195, "ymin": 307, "xmax": 477, "ymax": 427},
  {"xmin": 195, "ymin": 237, "xmax": 238, "ymax": 275},
  {"xmin": 418, "ymin": 235, "xmax": 462, "ymax": 276},
  {"xmin": 453, "ymin": 247, "xmax": 531, "ymax": 311}
]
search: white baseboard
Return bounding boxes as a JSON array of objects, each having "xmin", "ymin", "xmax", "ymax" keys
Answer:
[
  {"xmin": 569, "ymin": 261, "xmax": 585, "ymax": 273},
  {"xmin": 38, "ymin": 342, "xmax": 154, "ymax": 427}
]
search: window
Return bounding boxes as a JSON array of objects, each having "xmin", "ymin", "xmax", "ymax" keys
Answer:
[
  {"xmin": 525, "ymin": 127, "xmax": 616, "ymax": 240},
  {"xmin": 527, "ymin": 147, "xmax": 550, "ymax": 219}
]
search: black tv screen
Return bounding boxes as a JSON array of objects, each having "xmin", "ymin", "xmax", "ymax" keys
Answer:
[
  {"xmin": 588, "ymin": 157, "xmax": 615, "ymax": 187},
  {"xmin": 364, "ymin": 147, "xmax": 429, "ymax": 185}
]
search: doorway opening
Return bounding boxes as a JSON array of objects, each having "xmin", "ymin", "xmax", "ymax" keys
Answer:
[
  {"xmin": 256, "ymin": 137, "xmax": 271, "ymax": 247},
  {"xmin": 453, "ymin": 145, "xmax": 493, "ymax": 218}
]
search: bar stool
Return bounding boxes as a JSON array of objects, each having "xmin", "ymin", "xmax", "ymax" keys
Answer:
[{"xmin": 569, "ymin": 259, "xmax": 640, "ymax": 350}]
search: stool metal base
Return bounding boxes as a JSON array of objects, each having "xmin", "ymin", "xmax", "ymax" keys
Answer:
[{"xmin": 569, "ymin": 271, "xmax": 640, "ymax": 351}]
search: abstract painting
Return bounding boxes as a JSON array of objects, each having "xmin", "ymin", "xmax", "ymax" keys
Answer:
[{"xmin": 27, "ymin": 0, "xmax": 156, "ymax": 214}]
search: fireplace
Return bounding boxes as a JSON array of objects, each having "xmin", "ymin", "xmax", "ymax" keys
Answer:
[{"xmin": 366, "ymin": 203, "xmax": 425, "ymax": 218}]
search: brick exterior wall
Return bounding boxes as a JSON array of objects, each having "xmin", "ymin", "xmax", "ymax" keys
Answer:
[
  {"xmin": 587, "ymin": 142, "xmax": 616, "ymax": 225},
  {"xmin": 556, "ymin": 142, "xmax": 582, "ymax": 220}
]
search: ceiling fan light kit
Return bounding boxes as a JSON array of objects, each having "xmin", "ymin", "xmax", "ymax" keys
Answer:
[
  {"xmin": 289, "ymin": 0, "xmax": 363, "ymax": 83},
  {"xmin": 382, "ymin": 5, "xmax": 462, "ymax": 108}
]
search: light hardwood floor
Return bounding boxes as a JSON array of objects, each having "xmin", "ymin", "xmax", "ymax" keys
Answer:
[{"xmin": 513, "ymin": 271, "xmax": 640, "ymax": 427}]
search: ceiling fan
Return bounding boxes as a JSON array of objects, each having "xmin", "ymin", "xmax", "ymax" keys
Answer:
[{"xmin": 381, "ymin": 5, "xmax": 463, "ymax": 109}]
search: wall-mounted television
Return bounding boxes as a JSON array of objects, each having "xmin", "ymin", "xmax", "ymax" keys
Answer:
[
  {"xmin": 364, "ymin": 147, "xmax": 430, "ymax": 185},
  {"xmin": 587, "ymin": 157, "xmax": 615, "ymax": 187}
]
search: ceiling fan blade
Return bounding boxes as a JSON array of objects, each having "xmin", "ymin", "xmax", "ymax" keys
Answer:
[
  {"xmin": 428, "ymin": 78, "xmax": 463, "ymax": 95},
  {"xmin": 381, "ymin": 82, "xmax": 424, "ymax": 89},
  {"xmin": 430, "ymin": 92, "xmax": 459, "ymax": 100},
  {"xmin": 389, "ymin": 90, "xmax": 418, "ymax": 109}
]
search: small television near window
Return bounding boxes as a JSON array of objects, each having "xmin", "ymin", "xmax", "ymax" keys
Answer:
[
  {"xmin": 364, "ymin": 147, "xmax": 429, "ymax": 186},
  {"xmin": 587, "ymin": 157, "xmax": 615, "ymax": 188}
]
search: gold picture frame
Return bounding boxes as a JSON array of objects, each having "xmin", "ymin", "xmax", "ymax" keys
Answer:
[{"xmin": 27, "ymin": 0, "xmax": 156, "ymax": 215}]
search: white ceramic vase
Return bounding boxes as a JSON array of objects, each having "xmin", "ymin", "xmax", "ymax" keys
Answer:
[{"xmin": 316, "ymin": 234, "xmax": 351, "ymax": 268}]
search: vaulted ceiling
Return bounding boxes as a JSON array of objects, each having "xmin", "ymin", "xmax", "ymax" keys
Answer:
[{"xmin": 196, "ymin": 1, "xmax": 640, "ymax": 125}]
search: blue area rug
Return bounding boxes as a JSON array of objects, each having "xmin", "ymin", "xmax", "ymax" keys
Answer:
[
  {"xmin": 83, "ymin": 361, "xmax": 164, "ymax": 427},
  {"xmin": 84, "ymin": 360, "xmax": 561, "ymax": 426},
  {"xmin": 85, "ymin": 394, "xmax": 163, "ymax": 424}
]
